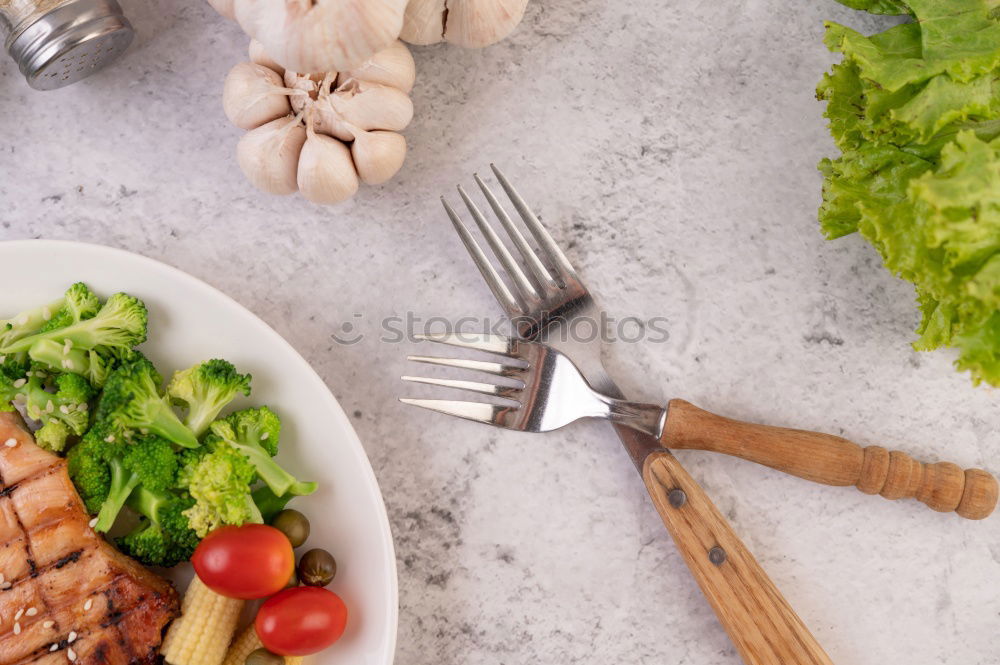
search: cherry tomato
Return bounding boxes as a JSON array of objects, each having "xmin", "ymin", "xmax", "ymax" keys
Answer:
[
  {"xmin": 255, "ymin": 587, "xmax": 348, "ymax": 655},
  {"xmin": 192, "ymin": 524, "xmax": 294, "ymax": 599}
]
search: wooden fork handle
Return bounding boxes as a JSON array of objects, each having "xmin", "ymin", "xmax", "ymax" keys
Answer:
[
  {"xmin": 643, "ymin": 450, "xmax": 834, "ymax": 665},
  {"xmin": 662, "ymin": 399, "xmax": 998, "ymax": 520}
]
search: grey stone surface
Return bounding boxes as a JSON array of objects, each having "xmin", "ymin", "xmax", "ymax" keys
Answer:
[{"xmin": 1, "ymin": 1, "xmax": 997, "ymax": 663}]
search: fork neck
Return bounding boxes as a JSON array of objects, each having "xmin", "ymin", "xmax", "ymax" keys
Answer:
[{"xmin": 592, "ymin": 394, "xmax": 666, "ymax": 439}]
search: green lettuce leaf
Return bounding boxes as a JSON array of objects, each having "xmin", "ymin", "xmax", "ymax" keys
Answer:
[{"xmin": 820, "ymin": 1, "xmax": 1000, "ymax": 385}]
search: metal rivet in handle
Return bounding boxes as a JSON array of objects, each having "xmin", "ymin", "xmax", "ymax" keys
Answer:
[
  {"xmin": 708, "ymin": 546, "xmax": 726, "ymax": 566},
  {"xmin": 668, "ymin": 489, "xmax": 687, "ymax": 508}
]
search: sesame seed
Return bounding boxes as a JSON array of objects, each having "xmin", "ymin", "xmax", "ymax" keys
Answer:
[
  {"xmin": 0, "ymin": 356, "xmax": 5, "ymax": 363},
  {"xmin": 42, "ymin": 308, "xmax": 51, "ymax": 321},
  {"xmin": 4, "ymin": 438, "xmax": 17, "ymax": 448},
  {"xmin": 104, "ymin": 435, "xmax": 115, "ymax": 443},
  {"xmin": 15, "ymin": 314, "xmax": 27, "ymax": 326},
  {"xmin": 68, "ymin": 648, "xmax": 76, "ymax": 661},
  {"xmin": 25, "ymin": 607, "xmax": 37, "ymax": 616},
  {"xmin": 14, "ymin": 608, "xmax": 23, "ymax": 620},
  {"xmin": 13, "ymin": 622, "xmax": 20, "ymax": 634},
  {"xmin": 43, "ymin": 620, "xmax": 54, "ymax": 628},
  {"xmin": 59, "ymin": 405, "xmax": 70, "ymax": 415},
  {"xmin": 50, "ymin": 644, "xmax": 58, "ymax": 652},
  {"xmin": 62, "ymin": 359, "xmax": 75, "ymax": 370},
  {"xmin": 68, "ymin": 631, "xmax": 77, "ymax": 642},
  {"xmin": 88, "ymin": 517, "xmax": 98, "ymax": 528},
  {"xmin": 11, "ymin": 379, "xmax": 25, "ymax": 389},
  {"xmin": 78, "ymin": 403, "xmax": 88, "ymax": 412},
  {"xmin": 83, "ymin": 599, "xmax": 93, "ymax": 611},
  {"xmin": 1, "ymin": 581, "xmax": 11, "ymax": 590},
  {"xmin": 0, "ymin": 574, "xmax": 5, "ymax": 584},
  {"xmin": 63, "ymin": 340, "xmax": 73, "ymax": 353},
  {"xmin": 261, "ymin": 432, "xmax": 270, "ymax": 440},
  {"xmin": 45, "ymin": 400, "xmax": 54, "ymax": 413}
]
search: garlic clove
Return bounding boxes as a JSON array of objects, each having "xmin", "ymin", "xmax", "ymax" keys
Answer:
[
  {"xmin": 297, "ymin": 130, "xmax": 360, "ymax": 204},
  {"xmin": 223, "ymin": 62, "xmax": 292, "ymax": 130},
  {"xmin": 325, "ymin": 81, "xmax": 413, "ymax": 139},
  {"xmin": 339, "ymin": 40, "xmax": 415, "ymax": 94},
  {"xmin": 399, "ymin": 0, "xmax": 446, "ymax": 46},
  {"xmin": 445, "ymin": 0, "xmax": 529, "ymax": 48},
  {"xmin": 236, "ymin": 116, "xmax": 307, "ymax": 195},
  {"xmin": 350, "ymin": 130, "xmax": 406, "ymax": 185},
  {"xmin": 233, "ymin": 0, "xmax": 408, "ymax": 74},
  {"xmin": 249, "ymin": 39, "xmax": 284, "ymax": 75},
  {"xmin": 206, "ymin": 0, "xmax": 235, "ymax": 19}
]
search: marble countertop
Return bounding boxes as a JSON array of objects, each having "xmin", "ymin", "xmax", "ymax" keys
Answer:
[{"xmin": 1, "ymin": 1, "xmax": 998, "ymax": 663}]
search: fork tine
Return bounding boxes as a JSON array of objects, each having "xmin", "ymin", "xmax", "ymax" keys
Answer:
[
  {"xmin": 490, "ymin": 163, "xmax": 578, "ymax": 279},
  {"xmin": 401, "ymin": 375, "xmax": 518, "ymax": 397},
  {"xmin": 398, "ymin": 398, "xmax": 516, "ymax": 426},
  {"xmin": 415, "ymin": 332, "xmax": 515, "ymax": 355},
  {"xmin": 442, "ymin": 197, "xmax": 521, "ymax": 315},
  {"xmin": 473, "ymin": 173, "xmax": 557, "ymax": 292},
  {"xmin": 457, "ymin": 185, "xmax": 540, "ymax": 305},
  {"xmin": 407, "ymin": 354, "xmax": 519, "ymax": 377}
]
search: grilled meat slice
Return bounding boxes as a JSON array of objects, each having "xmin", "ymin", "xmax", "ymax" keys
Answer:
[{"xmin": 0, "ymin": 413, "xmax": 179, "ymax": 665}]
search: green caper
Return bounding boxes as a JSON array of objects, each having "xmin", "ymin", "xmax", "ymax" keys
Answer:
[
  {"xmin": 298, "ymin": 548, "xmax": 337, "ymax": 587},
  {"xmin": 245, "ymin": 649, "xmax": 283, "ymax": 665},
  {"xmin": 271, "ymin": 509, "xmax": 310, "ymax": 548}
]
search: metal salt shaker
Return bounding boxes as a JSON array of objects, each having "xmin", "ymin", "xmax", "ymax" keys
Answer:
[{"xmin": 1, "ymin": 0, "xmax": 133, "ymax": 90}]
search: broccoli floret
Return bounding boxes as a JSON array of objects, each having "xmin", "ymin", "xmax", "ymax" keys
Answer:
[
  {"xmin": 178, "ymin": 445, "xmax": 261, "ymax": 537},
  {"xmin": 38, "ymin": 283, "xmax": 100, "ymax": 333},
  {"xmin": 208, "ymin": 407, "xmax": 316, "ymax": 498},
  {"xmin": 96, "ymin": 357, "xmax": 199, "ymax": 449},
  {"xmin": 252, "ymin": 485, "xmax": 296, "ymax": 523},
  {"xmin": 0, "ymin": 298, "xmax": 66, "ymax": 348},
  {"xmin": 119, "ymin": 486, "xmax": 200, "ymax": 568},
  {"xmin": 29, "ymin": 341, "xmax": 139, "ymax": 388},
  {"xmin": 67, "ymin": 424, "xmax": 118, "ymax": 513},
  {"xmin": 93, "ymin": 433, "xmax": 178, "ymax": 532},
  {"xmin": 0, "ymin": 293, "xmax": 147, "ymax": 356},
  {"xmin": 167, "ymin": 360, "xmax": 251, "ymax": 436},
  {"xmin": 14, "ymin": 370, "xmax": 96, "ymax": 452}
]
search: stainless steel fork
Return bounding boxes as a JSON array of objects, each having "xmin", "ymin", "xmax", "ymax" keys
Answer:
[{"xmin": 403, "ymin": 165, "xmax": 836, "ymax": 665}]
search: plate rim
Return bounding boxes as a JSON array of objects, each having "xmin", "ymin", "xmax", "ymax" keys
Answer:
[{"xmin": 0, "ymin": 238, "xmax": 399, "ymax": 663}]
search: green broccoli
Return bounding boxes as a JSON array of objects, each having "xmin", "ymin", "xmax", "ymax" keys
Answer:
[
  {"xmin": 0, "ymin": 298, "xmax": 66, "ymax": 348},
  {"xmin": 252, "ymin": 485, "xmax": 296, "ymax": 523},
  {"xmin": 0, "ymin": 292, "xmax": 147, "ymax": 356},
  {"xmin": 37, "ymin": 283, "xmax": 100, "ymax": 333},
  {"xmin": 0, "ymin": 369, "xmax": 97, "ymax": 452},
  {"xmin": 208, "ymin": 407, "xmax": 317, "ymax": 498},
  {"xmin": 92, "ymin": 433, "xmax": 178, "ymax": 532},
  {"xmin": 178, "ymin": 445, "xmax": 262, "ymax": 537},
  {"xmin": 167, "ymin": 359, "xmax": 252, "ymax": 436},
  {"xmin": 29, "ymin": 340, "xmax": 139, "ymax": 388},
  {"xmin": 96, "ymin": 357, "xmax": 199, "ymax": 449},
  {"xmin": 67, "ymin": 424, "xmax": 115, "ymax": 513},
  {"xmin": 119, "ymin": 486, "xmax": 200, "ymax": 568}
]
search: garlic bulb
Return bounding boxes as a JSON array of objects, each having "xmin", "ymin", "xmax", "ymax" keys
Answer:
[
  {"xmin": 236, "ymin": 116, "xmax": 307, "ymax": 195},
  {"xmin": 223, "ymin": 40, "xmax": 415, "ymax": 204},
  {"xmin": 206, "ymin": 0, "xmax": 235, "ymax": 19},
  {"xmin": 401, "ymin": 0, "xmax": 528, "ymax": 48},
  {"xmin": 233, "ymin": 0, "xmax": 408, "ymax": 74},
  {"xmin": 223, "ymin": 63, "xmax": 292, "ymax": 130}
]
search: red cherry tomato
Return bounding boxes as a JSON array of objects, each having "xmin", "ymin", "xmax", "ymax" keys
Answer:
[
  {"xmin": 255, "ymin": 587, "xmax": 348, "ymax": 655},
  {"xmin": 192, "ymin": 524, "xmax": 294, "ymax": 599}
]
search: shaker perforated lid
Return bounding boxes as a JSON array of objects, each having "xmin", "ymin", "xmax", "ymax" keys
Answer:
[{"xmin": 6, "ymin": 0, "xmax": 133, "ymax": 91}]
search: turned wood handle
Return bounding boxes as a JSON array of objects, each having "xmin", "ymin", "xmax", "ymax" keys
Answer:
[
  {"xmin": 643, "ymin": 450, "xmax": 833, "ymax": 665},
  {"xmin": 662, "ymin": 399, "xmax": 998, "ymax": 520}
]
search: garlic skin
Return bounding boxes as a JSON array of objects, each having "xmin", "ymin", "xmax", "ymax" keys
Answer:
[
  {"xmin": 233, "ymin": 0, "xmax": 408, "ymax": 74},
  {"xmin": 401, "ymin": 0, "xmax": 529, "ymax": 48},
  {"xmin": 340, "ymin": 40, "xmax": 415, "ymax": 94},
  {"xmin": 297, "ymin": 129, "xmax": 360, "ymax": 204},
  {"xmin": 206, "ymin": 0, "xmax": 235, "ymax": 19},
  {"xmin": 223, "ymin": 63, "xmax": 292, "ymax": 130},
  {"xmin": 248, "ymin": 39, "xmax": 284, "ymax": 75},
  {"xmin": 350, "ymin": 130, "xmax": 407, "ymax": 185},
  {"xmin": 236, "ymin": 116, "xmax": 307, "ymax": 195}
]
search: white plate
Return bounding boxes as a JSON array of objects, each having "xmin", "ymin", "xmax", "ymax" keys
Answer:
[{"xmin": 0, "ymin": 240, "xmax": 397, "ymax": 665}]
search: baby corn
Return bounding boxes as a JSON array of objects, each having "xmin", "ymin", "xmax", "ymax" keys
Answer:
[
  {"xmin": 161, "ymin": 576, "xmax": 244, "ymax": 665},
  {"xmin": 223, "ymin": 624, "xmax": 303, "ymax": 665}
]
